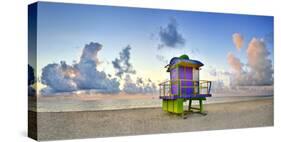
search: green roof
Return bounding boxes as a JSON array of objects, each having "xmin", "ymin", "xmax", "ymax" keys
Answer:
[{"xmin": 179, "ymin": 54, "xmax": 189, "ymax": 60}]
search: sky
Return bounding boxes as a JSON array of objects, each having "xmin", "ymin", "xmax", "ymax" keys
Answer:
[{"xmin": 31, "ymin": 2, "xmax": 274, "ymax": 94}]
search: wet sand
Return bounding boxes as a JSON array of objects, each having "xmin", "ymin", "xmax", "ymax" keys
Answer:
[{"xmin": 28, "ymin": 98, "xmax": 273, "ymax": 141}]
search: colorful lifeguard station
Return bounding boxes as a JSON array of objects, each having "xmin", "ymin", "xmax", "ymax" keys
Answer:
[{"xmin": 159, "ymin": 54, "xmax": 212, "ymax": 116}]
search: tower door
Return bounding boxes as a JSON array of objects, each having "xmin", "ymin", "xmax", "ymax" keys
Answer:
[
  {"xmin": 180, "ymin": 67, "xmax": 193, "ymax": 96},
  {"xmin": 193, "ymin": 68, "xmax": 199, "ymax": 94}
]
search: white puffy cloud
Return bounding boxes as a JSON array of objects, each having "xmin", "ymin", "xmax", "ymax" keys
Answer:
[
  {"xmin": 123, "ymin": 75, "xmax": 157, "ymax": 94},
  {"xmin": 41, "ymin": 42, "xmax": 120, "ymax": 95},
  {"xmin": 246, "ymin": 38, "xmax": 273, "ymax": 85},
  {"xmin": 227, "ymin": 38, "xmax": 273, "ymax": 86},
  {"xmin": 41, "ymin": 61, "xmax": 78, "ymax": 92}
]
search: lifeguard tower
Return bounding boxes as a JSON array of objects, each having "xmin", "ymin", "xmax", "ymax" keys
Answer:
[{"xmin": 159, "ymin": 54, "xmax": 212, "ymax": 116}]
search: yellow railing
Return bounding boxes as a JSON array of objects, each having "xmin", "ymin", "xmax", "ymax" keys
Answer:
[{"xmin": 159, "ymin": 79, "xmax": 211, "ymax": 98}]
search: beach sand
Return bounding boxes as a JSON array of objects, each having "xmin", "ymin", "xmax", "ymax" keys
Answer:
[{"xmin": 28, "ymin": 98, "xmax": 273, "ymax": 141}]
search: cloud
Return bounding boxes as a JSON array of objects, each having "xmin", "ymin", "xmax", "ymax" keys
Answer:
[
  {"xmin": 156, "ymin": 54, "xmax": 169, "ymax": 64},
  {"xmin": 80, "ymin": 42, "xmax": 102, "ymax": 64},
  {"xmin": 28, "ymin": 64, "xmax": 35, "ymax": 86},
  {"xmin": 209, "ymin": 69, "xmax": 217, "ymax": 76},
  {"xmin": 232, "ymin": 33, "xmax": 244, "ymax": 50},
  {"xmin": 246, "ymin": 38, "xmax": 273, "ymax": 85},
  {"xmin": 41, "ymin": 42, "xmax": 120, "ymax": 94},
  {"xmin": 227, "ymin": 38, "xmax": 273, "ymax": 86},
  {"xmin": 212, "ymin": 80, "xmax": 226, "ymax": 91},
  {"xmin": 28, "ymin": 64, "xmax": 36, "ymax": 96},
  {"xmin": 112, "ymin": 45, "xmax": 136, "ymax": 78},
  {"xmin": 158, "ymin": 18, "xmax": 185, "ymax": 49},
  {"xmin": 41, "ymin": 62, "xmax": 78, "ymax": 92},
  {"xmin": 227, "ymin": 53, "xmax": 253, "ymax": 86},
  {"xmin": 227, "ymin": 52, "xmax": 243, "ymax": 75},
  {"xmin": 123, "ymin": 75, "xmax": 157, "ymax": 94},
  {"xmin": 111, "ymin": 46, "xmax": 158, "ymax": 94},
  {"xmin": 227, "ymin": 52, "xmax": 253, "ymax": 86},
  {"xmin": 207, "ymin": 67, "xmax": 231, "ymax": 90},
  {"xmin": 209, "ymin": 68, "xmax": 230, "ymax": 77}
]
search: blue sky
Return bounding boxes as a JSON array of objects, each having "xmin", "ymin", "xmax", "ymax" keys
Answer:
[{"xmin": 35, "ymin": 2, "xmax": 274, "ymax": 86}]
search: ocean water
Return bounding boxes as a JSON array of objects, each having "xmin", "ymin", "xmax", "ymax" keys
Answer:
[{"xmin": 33, "ymin": 95, "xmax": 273, "ymax": 112}]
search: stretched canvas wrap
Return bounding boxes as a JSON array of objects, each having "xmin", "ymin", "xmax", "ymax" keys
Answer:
[{"xmin": 28, "ymin": 2, "xmax": 274, "ymax": 141}]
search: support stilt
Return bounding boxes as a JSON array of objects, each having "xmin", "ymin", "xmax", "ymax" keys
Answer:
[
  {"xmin": 186, "ymin": 98, "xmax": 207, "ymax": 116},
  {"xmin": 188, "ymin": 99, "xmax": 192, "ymax": 111},
  {"xmin": 199, "ymin": 99, "xmax": 203, "ymax": 113}
]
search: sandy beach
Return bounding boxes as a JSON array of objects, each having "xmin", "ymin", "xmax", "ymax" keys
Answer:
[{"xmin": 29, "ymin": 98, "xmax": 273, "ymax": 141}]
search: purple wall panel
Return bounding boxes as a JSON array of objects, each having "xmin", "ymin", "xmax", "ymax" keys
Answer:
[
  {"xmin": 170, "ymin": 66, "xmax": 194, "ymax": 96},
  {"xmin": 181, "ymin": 67, "xmax": 193, "ymax": 96},
  {"xmin": 171, "ymin": 68, "xmax": 178, "ymax": 95}
]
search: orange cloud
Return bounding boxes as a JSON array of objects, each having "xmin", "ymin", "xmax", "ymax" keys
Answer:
[
  {"xmin": 227, "ymin": 52, "xmax": 243, "ymax": 74},
  {"xmin": 232, "ymin": 33, "xmax": 244, "ymax": 51}
]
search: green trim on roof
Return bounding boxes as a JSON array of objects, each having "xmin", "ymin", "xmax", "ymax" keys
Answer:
[{"xmin": 179, "ymin": 54, "xmax": 189, "ymax": 59}]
